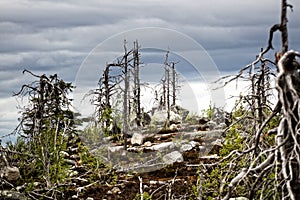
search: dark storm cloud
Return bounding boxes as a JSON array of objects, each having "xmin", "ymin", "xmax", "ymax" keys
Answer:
[{"xmin": 1, "ymin": 0, "xmax": 300, "ymax": 138}]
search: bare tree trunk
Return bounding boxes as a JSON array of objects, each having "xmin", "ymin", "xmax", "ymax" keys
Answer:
[
  {"xmin": 133, "ymin": 40, "xmax": 141, "ymax": 126},
  {"xmin": 171, "ymin": 62, "xmax": 176, "ymax": 106},
  {"xmin": 104, "ymin": 64, "xmax": 111, "ymax": 128},
  {"xmin": 123, "ymin": 41, "xmax": 129, "ymax": 150},
  {"xmin": 162, "ymin": 51, "xmax": 169, "ymax": 109},
  {"xmin": 281, "ymin": 0, "xmax": 288, "ymax": 53},
  {"xmin": 276, "ymin": 50, "xmax": 300, "ymax": 200},
  {"xmin": 167, "ymin": 65, "xmax": 170, "ymax": 123}
]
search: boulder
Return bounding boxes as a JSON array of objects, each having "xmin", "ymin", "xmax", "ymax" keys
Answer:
[
  {"xmin": 189, "ymin": 141, "xmax": 200, "ymax": 148},
  {"xmin": 171, "ymin": 105, "xmax": 189, "ymax": 121},
  {"xmin": 162, "ymin": 151, "xmax": 183, "ymax": 165},
  {"xmin": 108, "ymin": 146, "xmax": 124, "ymax": 153},
  {"xmin": 144, "ymin": 141, "xmax": 152, "ymax": 147},
  {"xmin": 131, "ymin": 133, "xmax": 144, "ymax": 146},
  {"xmin": 180, "ymin": 143, "xmax": 193, "ymax": 152},
  {"xmin": 147, "ymin": 141, "xmax": 175, "ymax": 151},
  {"xmin": 151, "ymin": 110, "xmax": 181, "ymax": 125},
  {"xmin": 206, "ymin": 121, "xmax": 217, "ymax": 130},
  {"xmin": 0, "ymin": 166, "xmax": 20, "ymax": 181},
  {"xmin": 169, "ymin": 123, "xmax": 179, "ymax": 131},
  {"xmin": 0, "ymin": 190, "xmax": 27, "ymax": 200},
  {"xmin": 216, "ymin": 122, "xmax": 227, "ymax": 130}
]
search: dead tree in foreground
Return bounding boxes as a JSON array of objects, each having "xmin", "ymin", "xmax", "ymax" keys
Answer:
[
  {"xmin": 206, "ymin": 1, "xmax": 300, "ymax": 199},
  {"xmin": 276, "ymin": 50, "xmax": 300, "ymax": 199}
]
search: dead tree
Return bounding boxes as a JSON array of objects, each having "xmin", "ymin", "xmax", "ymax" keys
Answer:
[
  {"xmin": 158, "ymin": 52, "xmax": 180, "ymax": 125},
  {"xmin": 276, "ymin": 50, "xmax": 300, "ymax": 199},
  {"xmin": 13, "ymin": 70, "xmax": 75, "ymax": 197},
  {"xmin": 93, "ymin": 63, "xmax": 122, "ymax": 134},
  {"xmin": 204, "ymin": 1, "xmax": 300, "ymax": 199},
  {"xmin": 162, "ymin": 51, "xmax": 169, "ymax": 109},
  {"xmin": 166, "ymin": 63, "xmax": 170, "ymax": 122},
  {"xmin": 132, "ymin": 40, "xmax": 142, "ymax": 126},
  {"xmin": 122, "ymin": 40, "xmax": 131, "ymax": 149},
  {"xmin": 171, "ymin": 62, "xmax": 177, "ymax": 106}
]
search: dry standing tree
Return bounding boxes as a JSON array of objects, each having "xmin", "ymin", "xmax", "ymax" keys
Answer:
[
  {"xmin": 202, "ymin": 0, "xmax": 300, "ymax": 199},
  {"xmin": 12, "ymin": 70, "xmax": 76, "ymax": 199}
]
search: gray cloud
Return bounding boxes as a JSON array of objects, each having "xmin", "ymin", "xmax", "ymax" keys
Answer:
[{"xmin": 1, "ymin": 0, "xmax": 300, "ymax": 141}]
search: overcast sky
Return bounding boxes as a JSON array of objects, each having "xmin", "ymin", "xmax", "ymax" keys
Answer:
[{"xmin": 1, "ymin": 0, "xmax": 300, "ymax": 141}]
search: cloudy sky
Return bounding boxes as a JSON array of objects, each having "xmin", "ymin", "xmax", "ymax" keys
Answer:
[{"xmin": 1, "ymin": 0, "xmax": 300, "ymax": 141}]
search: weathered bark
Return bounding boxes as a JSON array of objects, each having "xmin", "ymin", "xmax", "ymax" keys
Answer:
[
  {"xmin": 276, "ymin": 50, "xmax": 300, "ymax": 200},
  {"xmin": 166, "ymin": 64, "xmax": 170, "ymax": 123},
  {"xmin": 162, "ymin": 51, "xmax": 169, "ymax": 109},
  {"xmin": 133, "ymin": 40, "xmax": 142, "ymax": 126},
  {"xmin": 171, "ymin": 62, "xmax": 176, "ymax": 106},
  {"xmin": 281, "ymin": 0, "xmax": 288, "ymax": 53},
  {"xmin": 123, "ymin": 40, "xmax": 129, "ymax": 150}
]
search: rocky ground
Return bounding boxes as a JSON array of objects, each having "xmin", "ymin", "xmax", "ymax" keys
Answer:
[
  {"xmin": 78, "ymin": 120, "xmax": 224, "ymax": 200},
  {"xmin": 0, "ymin": 108, "xmax": 227, "ymax": 200}
]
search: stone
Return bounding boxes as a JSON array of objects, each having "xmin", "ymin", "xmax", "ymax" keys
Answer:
[
  {"xmin": 171, "ymin": 105, "xmax": 189, "ymax": 121},
  {"xmin": 229, "ymin": 197, "xmax": 248, "ymax": 200},
  {"xmin": 212, "ymin": 139, "xmax": 223, "ymax": 147},
  {"xmin": 216, "ymin": 122, "xmax": 227, "ymax": 129},
  {"xmin": 1, "ymin": 166, "xmax": 20, "ymax": 181},
  {"xmin": 151, "ymin": 110, "xmax": 182, "ymax": 125},
  {"xmin": 199, "ymin": 146, "xmax": 206, "ymax": 152},
  {"xmin": 162, "ymin": 151, "xmax": 183, "ymax": 165},
  {"xmin": 206, "ymin": 121, "xmax": 217, "ymax": 130},
  {"xmin": 189, "ymin": 141, "xmax": 199, "ymax": 148},
  {"xmin": 108, "ymin": 146, "xmax": 124, "ymax": 153},
  {"xmin": 144, "ymin": 141, "xmax": 152, "ymax": 147},
  {"xmin": 180, "ymin": 143, "xmax": 193, "ymax": 152},
  {"xmin": 147, "ymin": 141, "xmax": 175, "ymax": 151},
  {"xmin": 210, "ymin": 139, "xmax": 223, "ymax": 154},
  {"xmin": 0, "ymin": 190, "xmax": 27, "ymax": 200},
  {"xmin": 86, "ymin": 197, "xmax": 94, "ymax": 200},
  {"xmin": 169, "ymin": 124, "xmax": 179, "ymax": 131},
  {"xmin": 106, "ymin": 190, "xmax": 113, "ymax": 195},
  {"xmin": 111, "ymin": 186, "xmax": 121, "ymax": 194},
  {"xmin": 131, "ymin": 133, "xmax": 144, "ymax": 145}
]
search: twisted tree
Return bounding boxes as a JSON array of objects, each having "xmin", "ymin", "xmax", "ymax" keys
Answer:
[
  {"xmin": 201, "ymin": 0, "xmax": 300, "ymax": 199},
  {"xmin": 12, "ymin": 70, "xmax": 76, "ymax": 198}
]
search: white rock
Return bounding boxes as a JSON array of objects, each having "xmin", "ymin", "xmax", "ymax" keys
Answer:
[
  {"xmin": 148, "ymin": 141, "xmax": 175, "ymax": 151},
  {"xmin": 106, "ymin": 190, "xmax": 112, "ymax": 195},
  {"xmin": 108, "ymin": 146, "xmax": 124, "ymax": 153},
  {"xmin": 162, "ymin": 151, "xmax": 183, "ymax": 165},
  {"xmin": 207, "ymin": 121, "xmax": 217, "ymax": 130},
  {"xmin": 229, "ymin": 197, "xmax": 248, "ymax": 200},
  {"xmin": 216, "ymin": 122, "xmax": 227, "ymax": 129},
  {"xmin": 144, "ymin": 141, "xmax": 152, "ymax": 147},
  {"xmin": 199, "ymin": 146, "xmax": 206, "ymax": 152},
  {"xmin": 131, "ymin": 133, "xmax": 144, "ymax": 145},
  {"xmin": 189, "ymin": 141, "xmax": 199, "ymax": 148},
  {"xmin": 180, "ymin": 143, "xmax": 193, "ymax": 152},
  {"xmin": 111, "ymin": 186, "xmax": 121, "ymax": 194},
  {"xmin": 151, "ymin": 110, "xmax": 182, "ymax": 125},
  {"xmin": 169, "ymin": 124, "xmax": 178, "ymax": 131},
  {"xmin": 212, "ymin": 139, "xmax": 223, "ymax": 147}
]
